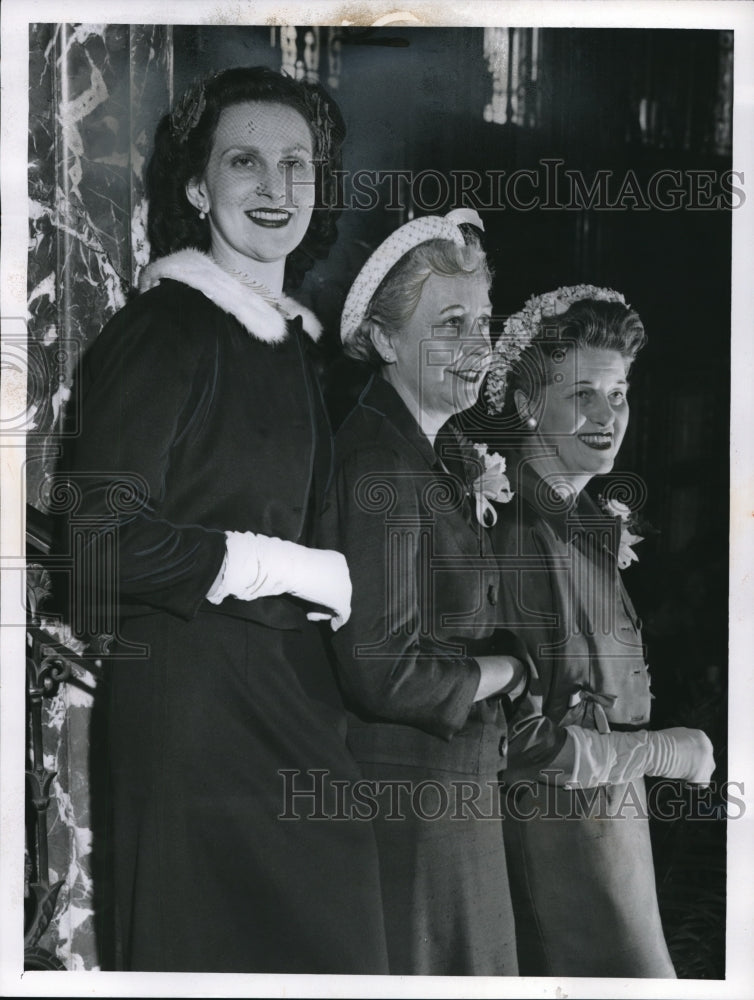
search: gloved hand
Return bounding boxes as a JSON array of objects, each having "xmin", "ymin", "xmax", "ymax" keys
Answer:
[
  {"xmin": 206, "ymin": 531, "xmax": 352, "ymax": 631},
  {"xmin": 645, "ymin": 727, "xmax": 715, "ymax": 785},
  {"xmin": 557, "ymin": 725, "xmax": 715, "ymax": 788}
]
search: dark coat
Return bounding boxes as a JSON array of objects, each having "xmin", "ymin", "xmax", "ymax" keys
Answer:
[
  {"xmin": 488, "ymin": 455, "xmax": 673, "ymax": 978},
  {"xmin": 320, "ymin": 375, "xmax": 522, "ymax": 975},
  {"xmin": 61, "ymin": 272, "xmax": 331, "ymax": 632},
  {"xmin": 489, "ymin": 455, "xmax": 652, "ymax": 776},
  {"xmin": 57, "ymin": 252, "xmax": 389, "ymax": 974},
  {"xmin": 322, "ymin": 374, "xmax": 528, "ymax": 765}
]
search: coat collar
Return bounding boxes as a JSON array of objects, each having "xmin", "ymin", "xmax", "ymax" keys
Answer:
[
  {"xmin": 513, "ymin": 453, "xmax": 619, "ymax": 554},
  {"xmin": 138, "ymin": 248, "xmax": 322, "ymax": 344},
  {"xmin": 358, "ymin": 377, "xmax": 490, "ymax": 540},
  {"xmin": 358, "ymin": 375, "xmax": 445, "ymax": 472}
]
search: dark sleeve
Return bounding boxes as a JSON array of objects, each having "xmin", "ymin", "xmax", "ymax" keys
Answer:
[
  {"xmin": 321, "ymin": 445, "xmax": 481, "ymax": 741},
  {"xmin": 62, "ymin": 296, "xmax": 226, "ymax": 621},
  {"xmin": 493, "ymin": 521, "xmax": 569, "ymax": 769}
]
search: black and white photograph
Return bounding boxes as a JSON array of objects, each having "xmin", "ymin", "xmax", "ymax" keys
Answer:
[{"xmin": 1, "ymin": 1, "xmax": 753, "ymax": 997}]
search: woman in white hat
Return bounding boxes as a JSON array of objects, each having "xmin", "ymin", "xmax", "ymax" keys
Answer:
[{"xmin": 320, "ymin": 210, "xmax": 529, "ymax": 975}]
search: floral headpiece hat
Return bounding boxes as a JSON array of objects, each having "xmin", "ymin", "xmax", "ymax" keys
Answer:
[
  {"xmin": 484, "ymin": 283, "xmax": 629, "ymax": 413},
  {"xmin": 340, "ymin": 208, "xmax": 484, "ymax": 346}
]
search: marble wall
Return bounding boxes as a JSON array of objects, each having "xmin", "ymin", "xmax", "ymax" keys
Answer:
[
  {"xmin": 28, "ymin": 23, "xmax": 172, "ymax": 513},
  {"xmin": 27, "ymin": 23, "xmax": 172, "ymax": 969}
]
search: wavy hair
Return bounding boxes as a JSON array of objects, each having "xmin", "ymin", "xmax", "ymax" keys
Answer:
[
  {"xmin": 506, "ymin": 298, "xmax": 647, "ymax": 421},
  {"xmin": 146, "ymin": 66, "xmax": 346, "ymax": 291}
]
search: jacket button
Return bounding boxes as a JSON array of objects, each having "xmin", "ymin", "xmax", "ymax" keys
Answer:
[
  {"xmin": 499, "ymin": 735, "xmax": 508, "ymax": 756},
  {"xmin": 487, "ymin": 584, "xmax": 497, "ymax": 606}
]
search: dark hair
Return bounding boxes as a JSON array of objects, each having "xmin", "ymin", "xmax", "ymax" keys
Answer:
[
  {"xmin": 506, "ymin": 298, "xmax": 647, "ymax": 421},
  {"xmin": 345, "ymin": 231, "xmax": 492, "ymax": 367},
  {"xmin": 146, "ymin": 66, "xmax": 346, "ymax": 290}
]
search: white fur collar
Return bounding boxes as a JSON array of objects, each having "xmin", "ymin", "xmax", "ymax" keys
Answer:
[{"xmin": 138, "ymin": 248, "xmax": 322, "ymax": 344}]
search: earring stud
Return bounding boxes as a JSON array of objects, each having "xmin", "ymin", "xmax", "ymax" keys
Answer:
[{"xmin": 525, "ymin": 415, "xmax": 537, "ymax": 429}]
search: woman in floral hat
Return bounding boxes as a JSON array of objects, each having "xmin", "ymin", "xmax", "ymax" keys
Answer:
[
  {"xmin": 58, "ymin": 66, "xmax": 389, "ymax": 973},
  {"xmin": 482, "ymin": 286, "xmax": 715, "ymax": 977},
  {"xmin": 320, "ymin": 210, "xmax": 529, "ymax": 975}
]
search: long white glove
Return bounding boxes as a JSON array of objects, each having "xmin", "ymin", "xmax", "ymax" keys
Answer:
[
  {"xmin": 206, "ymin": 531, "xmax": 352, "ymax": 631},
  {"xmin": 557, "ymin": 725, "xmax": 715, "ymax": 789},
  {"xmin": 645, "ymin": 727, "xmax": 715, "ymax": 783}
]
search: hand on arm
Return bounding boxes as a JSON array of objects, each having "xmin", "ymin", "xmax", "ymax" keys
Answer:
[
  {"xmin": 495, "ymin": 522, "xmax": 715, "ymax": 788},
  {"xmin": 473, "ymin": 654, "xmax": 528, "ymax": 702},
  {"xmin": 323, "ymin": 445, "xmax": 483, "ymax": 739},
  {"xmin": 206, "ymin": 531, "xmax": 352, "ymax": 630}
]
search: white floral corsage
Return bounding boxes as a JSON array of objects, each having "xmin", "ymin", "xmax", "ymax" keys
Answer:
[
  {"xmin": 599, "ymin": 495, "xmax": 644, "ymax": 570},
  {"xmin": 467, "ymin": 442, "xmax": 514, "ymax": 527}
]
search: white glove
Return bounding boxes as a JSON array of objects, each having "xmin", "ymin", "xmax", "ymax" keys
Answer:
[
  {"xmin": 558, "ymin": 725, "xmax": 714, "ymax": 788},
  {"xmin": 206, "ymin": 531, "xmax": 352, "ymax": 631},
  {"xmin": 644, "ymin": 727, "xmax": 715, "ymax": 785}
]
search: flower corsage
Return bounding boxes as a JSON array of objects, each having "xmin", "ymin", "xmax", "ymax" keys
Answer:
[
  {"xmin": 598, "ymin": 496, "xmax": 645, "ymax": 570},
  {"xmin": 465, "ymin": 441, "xmax": 514, "ymax": 527}
]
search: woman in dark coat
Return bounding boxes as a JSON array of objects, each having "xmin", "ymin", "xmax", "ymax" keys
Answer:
[
  {"xmin": 59, "ymin": 67, "xmax": 388, "ymax": 973},
  {"xmin": 320, "ymin": 211, "xmax": 529, "ymax": 975},
  {"xmin": 482, "ymin": 286, "xmax": 715, "ymax": 977}
]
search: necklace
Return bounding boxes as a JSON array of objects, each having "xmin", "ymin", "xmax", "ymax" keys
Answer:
[{"xmin": 213, "ymin": 257, "xmax": 295, "ymax": 320}]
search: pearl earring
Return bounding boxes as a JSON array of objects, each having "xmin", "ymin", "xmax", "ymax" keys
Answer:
[
  {"xmin": 199, "ymin": 207, "xmax": 207, "ymax": 220},
  {"xmin": 525, "ymin": 415, "xmax": 537, "ymax": 429}
]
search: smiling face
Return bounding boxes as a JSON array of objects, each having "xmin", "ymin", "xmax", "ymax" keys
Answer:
[
  {"xmin": 527, "ymin": 344, "xmax": 631, "ymax": 484},
  {"xmin": 186, "ymin": 100, "xmax": 315, "ymax": 269},
  {"xmin": 385, "ymin": 270, "xmax": 492, "ymax": 426}
]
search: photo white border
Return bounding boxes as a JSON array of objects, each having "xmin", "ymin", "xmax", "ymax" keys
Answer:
[{"xmin": 2, "ymin": 2, "xmax": 753, "ymax": 997}]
